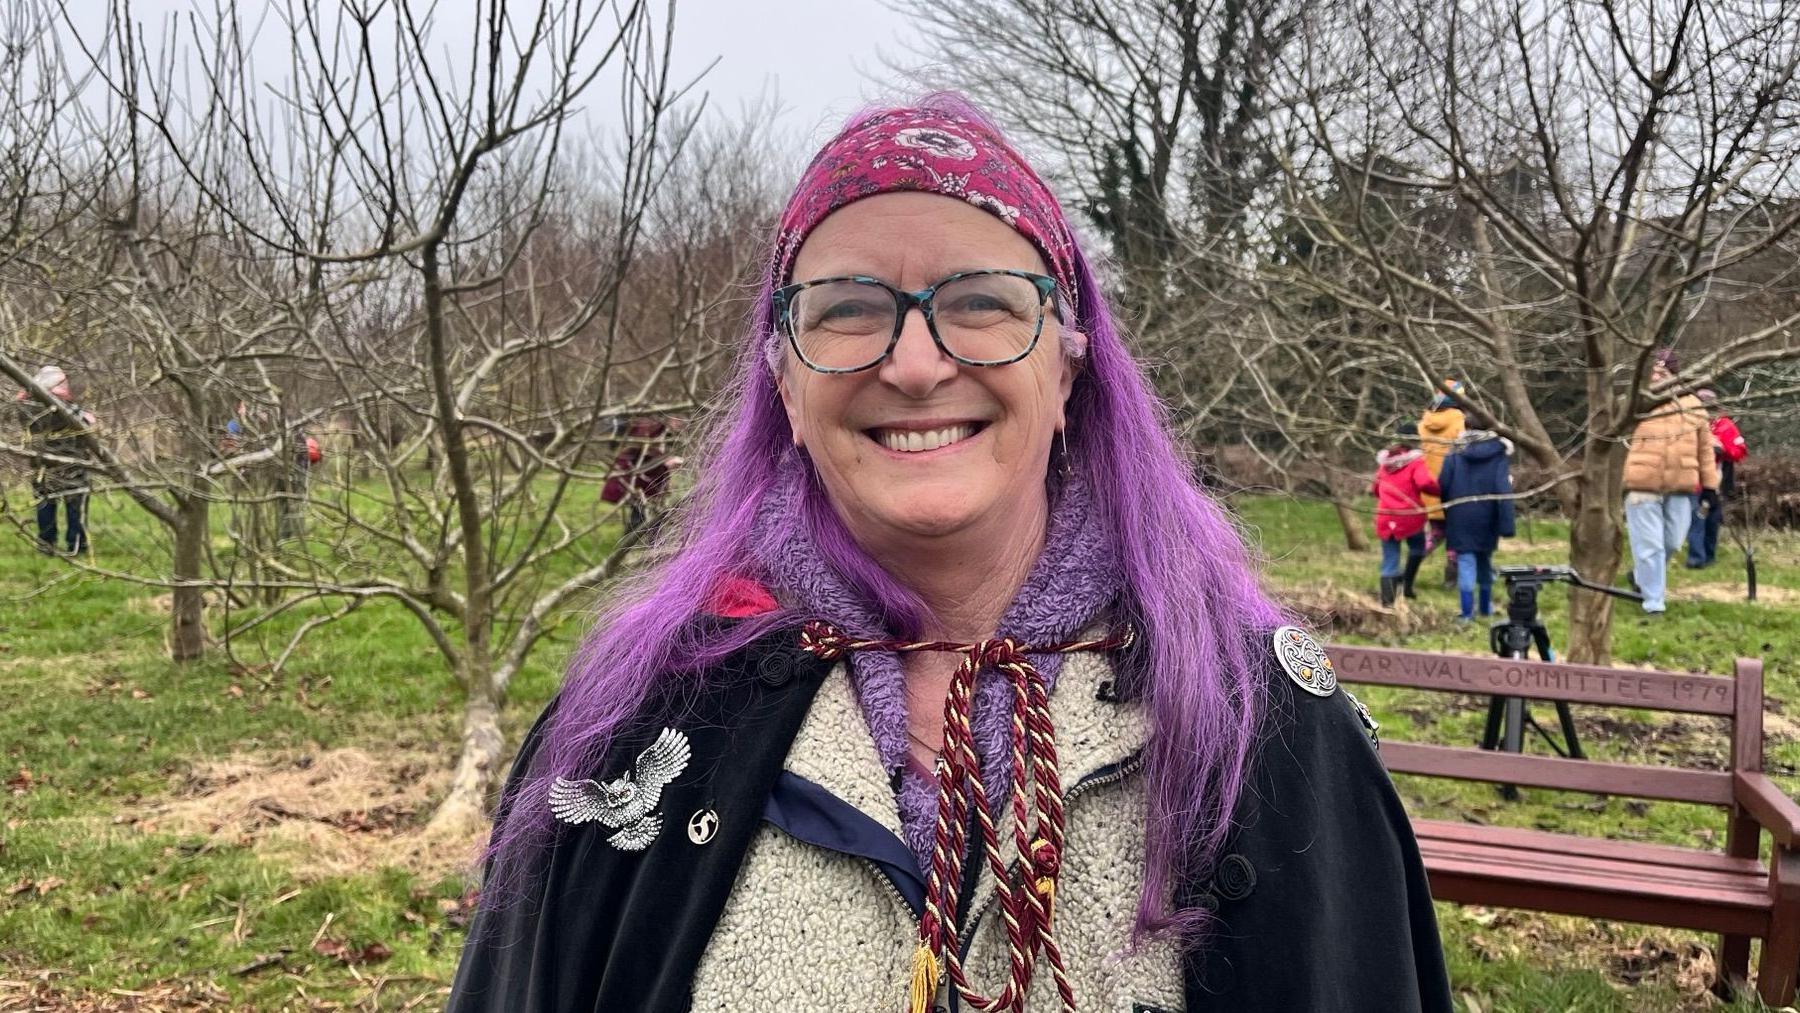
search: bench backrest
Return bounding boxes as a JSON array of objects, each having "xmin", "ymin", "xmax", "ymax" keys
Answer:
[{"xmin": 1328, "ymin": 645, "xmax": 1765, "ymax": 807}]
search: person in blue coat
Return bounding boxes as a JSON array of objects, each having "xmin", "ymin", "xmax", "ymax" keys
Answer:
[{"xmin": 1437, "ymin": 431, "xmax": 1516, "ymax": 621}]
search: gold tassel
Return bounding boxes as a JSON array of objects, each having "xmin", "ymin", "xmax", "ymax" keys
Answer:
[
  {"xmin": 907, "ymin": 943, "xmax": 941, "ymax": 1013},
  {"xmin": 1036, "ymin": 875, "xmax": 1057, "ymax": 928}
]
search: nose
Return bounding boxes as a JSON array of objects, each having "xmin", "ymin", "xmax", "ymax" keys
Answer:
[{"xmin": 877, "ymin": 305, "xmax": 958, "ymax": 397}]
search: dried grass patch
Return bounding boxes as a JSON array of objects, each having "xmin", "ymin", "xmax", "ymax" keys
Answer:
[
  {"xmin": 0, "ymin": 648, "xmax": 130, "ymax": 684},
  {"xmin": 125, "ymin": 592, "xmax": 219, "ymax": 617},
  {"xmin": 0, "ymin": 976, "xmax": 233, "ymax": 1012},
  {"xmin": 1278, "ymin": 581, "xmax": 1445, "ymax": 638},
  {"xmin": 0, "ymin": 973, "xmax": 447, "ymax": 1012},
  {"xmin": 1676, "ymin": 581, "xmax": 1800, "ymax": 605},
  {"xmin": 131, "ymin": 748, "xmax": 483, "ymax": 883},
  {"xmin": 1453, "ymin": 907, "xmax": 1724, "ymax": 1007}
]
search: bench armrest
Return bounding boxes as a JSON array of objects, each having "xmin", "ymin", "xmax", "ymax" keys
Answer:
[{"xmin": 1735, "ymin": 771, "xmax": 1800, "ymax": 848}]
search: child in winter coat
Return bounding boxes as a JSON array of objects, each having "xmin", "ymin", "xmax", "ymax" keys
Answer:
[
  {"xmin": 1686, "ymin": 389, "xmax": 1747, "ymax": 569},
  {"xmin": 1418, "ymin": 379, "xmax": 1466, "ymax": 587},
  {"xmin": 1437, "ymin": 430, "xmax": 1517, "ymax": 621},
  {"xmin": 1371, "ymin": 423, "xmax": 1441, "ymax": 607}
]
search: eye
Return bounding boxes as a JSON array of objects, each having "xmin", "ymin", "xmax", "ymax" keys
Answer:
[
  {"xmin": 819, "ymin": 299, "xmax": 877, "ymax": 321},
  {"xmin": 796, "ymin": 287, "xmax": 893, "ymax": 335},
  {"xmin": 948, "ymin": 293, "xmax": 1008, "ymax": 313}
]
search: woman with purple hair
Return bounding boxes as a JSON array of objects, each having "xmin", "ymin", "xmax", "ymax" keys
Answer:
[{"xmin": 448, "ymin": 96, "xmax": 1450, "ymax": 1013}]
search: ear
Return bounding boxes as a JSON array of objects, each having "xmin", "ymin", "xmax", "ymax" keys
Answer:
[
  {"xmin": 775, "ymin": 366, "xmax": 805, "ymax": 448},
  {"xmin": 1056, "ymin": 330, "xmax": 1087, "ymax": 428}
]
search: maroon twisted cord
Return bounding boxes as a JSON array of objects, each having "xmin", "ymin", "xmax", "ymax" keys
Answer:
[{"xmin": 798, "ymin": 620, "xmax": 1135, "ymax": 1013}]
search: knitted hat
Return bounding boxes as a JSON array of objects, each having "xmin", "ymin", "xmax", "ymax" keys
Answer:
[{"xmin": 1430, "ymin": 378, "xmax": 1463, "ymax": 410}]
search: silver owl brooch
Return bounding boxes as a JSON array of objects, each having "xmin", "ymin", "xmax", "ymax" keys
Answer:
[{"xmin": 549, "ymin": 727, "xmax": 692, "ymax": 851}]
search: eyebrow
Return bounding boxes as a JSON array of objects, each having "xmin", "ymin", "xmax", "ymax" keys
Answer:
[{"xmin": 791, "ymin": 265, "xmax": 1043, "ymax": 288}]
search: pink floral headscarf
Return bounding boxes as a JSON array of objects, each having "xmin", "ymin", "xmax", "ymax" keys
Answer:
[{"xmin": 771, "ymin": 104, "xmax": 1082, "ymax": 320}]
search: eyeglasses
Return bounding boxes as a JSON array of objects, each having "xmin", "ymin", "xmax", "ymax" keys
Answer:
[{"xmin": 773, "ymin": 269, "xmax": 1060, "ymax": 374}]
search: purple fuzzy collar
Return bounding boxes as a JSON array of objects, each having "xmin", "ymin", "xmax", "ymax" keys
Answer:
[{"xmin": 750, "ymin": 458, "xmax": 1122, "ymax": 871}]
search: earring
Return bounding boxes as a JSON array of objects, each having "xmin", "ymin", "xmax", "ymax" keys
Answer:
[{"xmin": 1058, "ymin": 428, "xmax": 1073, "ymax": 478}]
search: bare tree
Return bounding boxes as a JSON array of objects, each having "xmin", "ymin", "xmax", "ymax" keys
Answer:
[
  {"xmin": 0, "ymin": 1, "xmax": 331, "ymax": 661},
  {"xmin": 96, "ymin": 0, "xmax": 793, "ymax": 832},
  {"xmin": 903, "ymin": 0, "xmax": 1311, "ymax": 352},
  {"xmin": 1273, "ymin": 0, "xmax": 1800, "ymax": 660}
]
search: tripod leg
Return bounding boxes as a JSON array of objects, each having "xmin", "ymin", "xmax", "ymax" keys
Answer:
[
  {"xmin": 1481, "ymin": 696, "xmax": 1507, "ymax": 750},
  {"xmin": 1556, "ymin": 701, "xmax": 1585, "ymax": 759},
  {"xmin": 1497, "ymin": 697, "xmax": 1526, "ymax": 800}
]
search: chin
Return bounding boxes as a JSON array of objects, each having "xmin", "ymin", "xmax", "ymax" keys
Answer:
[{"xmin": 870, "ymin": 491, "xmax": 987, "ymax": 540}]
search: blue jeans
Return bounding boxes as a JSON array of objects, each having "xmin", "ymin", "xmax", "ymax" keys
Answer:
[
  {"xmin": 1686, "ymin": 491, "xmax": 1722, "ymax": 566},
  {"xmin": 36, "ymin": 491, "xmax": 87, "ymax": 553},
  {"xmin": 1456, "ymin": 550, "xmax": 1494, "ymax": 617},
  {"xmin": 1379, "ymin": 532, "xmax": 1426, "ymax": 577},
  {"xmin": 1626, "ymin": 492, "xmax": 1693, "ymax": 613}
]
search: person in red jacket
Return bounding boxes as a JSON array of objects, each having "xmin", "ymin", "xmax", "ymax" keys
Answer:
[
  {"xmin": 1687, "ymin": 389, "xmax": 1748, "ymax": 568},
  {"xmin": 602, "ymin": 417, "xmax": 674, "ymax": 536},
  {"xmin": 1371, "ymin": 422, "xmax": 1441, "ymax": 607}
]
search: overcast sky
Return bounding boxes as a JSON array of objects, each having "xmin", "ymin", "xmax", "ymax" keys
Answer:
[
  {"xmin": 59, "ymin": 1, "xmax": 924, "ymax": 149},
  {"xmin": 669, "ymin": 0, "xmax": 919, "ymax": 141}
]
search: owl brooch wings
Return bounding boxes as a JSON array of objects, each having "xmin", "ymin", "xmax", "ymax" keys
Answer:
[{"xmin": 548, "ymin": 727, "xmax": 692, "ymax": 852}]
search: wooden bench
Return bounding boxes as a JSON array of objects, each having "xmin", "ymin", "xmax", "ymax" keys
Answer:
[{"xmin": 1328, "ymin": 644, "xmax": 1800, "ymax": 1004}]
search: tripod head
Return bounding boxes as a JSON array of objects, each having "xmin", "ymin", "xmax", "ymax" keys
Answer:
[
  {"xmin": 1494, "ymin": 564, "xmax": 1644, "ymax": 607},
  {"xmin": 1489, "ymin": 565, "xmax": 1642, "ymax": 658}
]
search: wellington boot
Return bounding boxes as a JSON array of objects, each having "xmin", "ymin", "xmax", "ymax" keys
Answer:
[
  {"xmin": 1401, "ymin": 555, "xmax": 1424, "ymax": 599},
  {"xmin": 1379, "ymin": 576, "xmax": 1397, "ymax": 609}
]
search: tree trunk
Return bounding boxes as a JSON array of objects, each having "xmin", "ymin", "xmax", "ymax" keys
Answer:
[
  {"xmin": 1332, "ymin": 494, "xmax": 1370, "ymax": 551},
  {"xmin": 170, "ymin": 494, "xmax": 209, "ymax": 662},
  {"xmin": 1564, "ymin": 440, "xmax": 1627, "ymax": 664},
  {"xmin": 429, "ymin": 669, "xmax": 505, "ymax": 837},
  {"xmin": 421, "ymin": 237, "xmax": 502, "ymax": 837}
]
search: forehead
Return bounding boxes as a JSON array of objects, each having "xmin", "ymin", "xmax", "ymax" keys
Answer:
[{"xmin": 790, "ymin": 192, "xmax": 1047, "ymax": 282}]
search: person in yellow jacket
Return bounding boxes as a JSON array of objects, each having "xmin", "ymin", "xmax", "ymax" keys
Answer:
[
  {"xmin": 1623, "ymin": 350, "xmax": 1719, "ymax": 614},
  {"xmin": 1418, "ymin": 380, "xmax": 1466, "ymax": 589}
]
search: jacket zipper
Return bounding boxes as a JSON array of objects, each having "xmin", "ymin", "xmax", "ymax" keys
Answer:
[
  {"xmin": 863, "ymin": 859, "xmax": 921, "ymax": 926},
  {"xmin": 851, "ymin": 755, "xmax": 1144, "ymax": 1013},
  {"xmin": 959, "ymin": 752, "xmax": 1146, "ymax": 958}
]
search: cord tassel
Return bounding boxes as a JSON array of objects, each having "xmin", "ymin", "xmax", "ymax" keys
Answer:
[
  {"xmin": 800, "ymin": 622, "xmax": 1132, "ymax": 1013},
  {"xmin": 908, "ymin": 943, "xmax": 941, "ymax": 1013}
]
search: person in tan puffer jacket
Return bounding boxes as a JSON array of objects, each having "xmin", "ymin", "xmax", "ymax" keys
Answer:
[
  {"xmin": 1623, "ymin": 350, "xmax": 1719, "ymax": 614},
  {"xmin": 1418, "ymin": 379, "xmax": 1466, "ymax": 588}
]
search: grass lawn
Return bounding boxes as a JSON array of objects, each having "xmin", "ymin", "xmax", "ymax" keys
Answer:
[{"xmin": 2, "ymin": 486, "xmax": 1797, "ymax": 1009}]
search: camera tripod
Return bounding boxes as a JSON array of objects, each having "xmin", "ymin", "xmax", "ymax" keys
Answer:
[{"xmin": 1480, "ymin": 566, "xmax": 1643, "ymax": 777}]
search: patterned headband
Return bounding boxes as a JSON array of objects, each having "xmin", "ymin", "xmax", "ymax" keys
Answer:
[{"xmin": 771, "ymin": 108, "xmax": 1082, "ymax": 320}]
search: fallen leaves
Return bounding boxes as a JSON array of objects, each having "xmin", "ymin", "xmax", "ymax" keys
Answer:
[
  {"xmin": 6, "ymin": 765, "xmax": 32, "ymax": 794},
  {"xmin": 311, "ymin": 937, "xmax": 393, "ymax": 966},
  {"xmin": 436, "ymin": 887, "xmax": 479, "ymax": 928},
  {"xmin": 1451, "ymin": 906, "xmax": 1732, "ymax": 1002},
  {"xmin": 6, "ymin": 874, "xmax": 64, "ymax": 897}
]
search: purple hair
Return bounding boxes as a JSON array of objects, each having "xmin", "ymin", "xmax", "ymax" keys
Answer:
[{"xmin": 485, "ymin": 94, "xmax": 1285, "ymax": 941}]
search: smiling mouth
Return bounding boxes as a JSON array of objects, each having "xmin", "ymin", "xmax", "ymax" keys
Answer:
[{"xmin": 866, "ymin": 422, "xmax": 985, "ymax": 454}]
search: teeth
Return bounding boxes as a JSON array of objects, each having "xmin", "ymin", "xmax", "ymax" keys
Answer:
[{"xmin": 876, "ymin": 424, "xmax": 975, "ymax": 453}]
